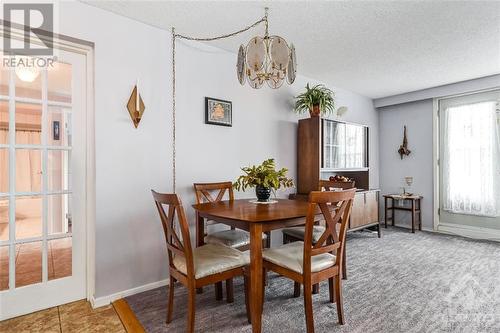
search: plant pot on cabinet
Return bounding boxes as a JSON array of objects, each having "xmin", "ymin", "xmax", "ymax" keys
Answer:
[
  {"xmin": 255, "ymin": 185, "xmax": 271, "ymax": 202},
  {"xmin": 309, "ymin": 104, "xmax": 321, "ymax": 117}
]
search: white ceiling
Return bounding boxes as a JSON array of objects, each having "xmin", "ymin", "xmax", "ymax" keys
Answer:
[{"xmin": 83, "ymin": 1, "xmax": 500, "ymax": 99}]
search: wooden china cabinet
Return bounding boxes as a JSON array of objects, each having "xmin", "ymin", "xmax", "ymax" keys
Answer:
[{"xmin": 292, "ymin": 117, "xmax": 381, "ymax": 235}]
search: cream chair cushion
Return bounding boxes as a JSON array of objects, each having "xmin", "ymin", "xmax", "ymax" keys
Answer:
[
  {"xmin": 282, "ymin": 226, "xmax": 326, "ymax": 243},
  {"xmin": 173, "ymin": 243, "xmax": 249, "ymax": 279},
  {"xmin": 263, "ymin": 241, "xmax": 336, "ymax": 274},
  {"xmin": 205, "ymin": 229, "xmax": 267, "ymax": 248}
]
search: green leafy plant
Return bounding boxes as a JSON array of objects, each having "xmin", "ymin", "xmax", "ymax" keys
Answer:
[
  {"xmin": 294, "ymin": 83, "xmax": 335, "ymax": 116},
  {"xmin": 233, "ymin": 158, "xmax": 294, "ymax": 193}
]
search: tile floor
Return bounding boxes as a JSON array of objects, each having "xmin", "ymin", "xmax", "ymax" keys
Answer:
[{"xmin": 0, "ymin": 300, "xmax": 126, "ymax": 333}]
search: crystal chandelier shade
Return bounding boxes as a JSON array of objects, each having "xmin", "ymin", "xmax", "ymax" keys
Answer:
[{"xmin": 237, "ymin": 11, "xmax": 296, "ymax": 89}]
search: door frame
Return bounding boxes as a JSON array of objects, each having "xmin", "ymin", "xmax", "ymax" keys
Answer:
[
  {"xmin": 0, "ymin": 21, "xmax": 96, "ymax": 308},
  {"xmin": 432, "ymin": 87, "xmax": 500, "ymax": 240}
]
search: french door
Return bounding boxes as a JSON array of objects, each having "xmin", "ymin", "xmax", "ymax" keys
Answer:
[
  {"xmin": 438, "ymin": 90, "xmax": 500, "ymax": 231},
  {"xmin": 0, "ymin": 49, "xmax": 87, "ymax": 320}
]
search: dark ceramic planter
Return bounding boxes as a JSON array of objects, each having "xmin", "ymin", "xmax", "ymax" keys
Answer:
[{"xmin": 255, "ymin": 185, "xmax": 271, "ymax": 202}]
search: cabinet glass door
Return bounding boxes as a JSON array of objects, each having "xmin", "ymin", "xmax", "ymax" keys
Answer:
[{"xmin": 323, "ymin": 120, "xmax": 367, "ymax": 169}]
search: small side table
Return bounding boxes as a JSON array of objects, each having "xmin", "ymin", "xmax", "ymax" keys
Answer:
[{"xmin": 383, "ymin": 194, "xmax": 423, "ymax": 233}]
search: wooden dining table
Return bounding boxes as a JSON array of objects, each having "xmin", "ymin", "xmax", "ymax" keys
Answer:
[{"xmin": 192, "ymin": 198, "xmax": 311, "ymax": 333}]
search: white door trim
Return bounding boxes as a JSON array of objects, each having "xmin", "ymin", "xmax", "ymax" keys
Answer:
[
  {"xmin": 433, "ymin": 88, "xmax": 500, "ymax": 240},
  {"xmin": 0, "ymin": 23, "xmax": 96, "ymax": 309}
]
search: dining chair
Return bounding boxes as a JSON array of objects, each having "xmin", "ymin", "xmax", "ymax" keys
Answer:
[
  {"xmin": 263, "ymin": 189, "xmax": 355, "ymax": 332},
  {"xmin": 152, "ymin": 190, "xmax": 251, "ymax": 332},
  {"xmin": 194, "ymin": 181, "xmax": 270, "ymax": 299},
  {"xmin": 282, "ymin": 180, "xmax": 355, "ymax": 291}
]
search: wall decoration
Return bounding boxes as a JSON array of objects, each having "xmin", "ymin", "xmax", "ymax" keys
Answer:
[
  {"xmin": 126, "ymin": 81, "xmax": 145, "ymax": 128},
  {"xmin": 205, "ymin": 97, "xmax": 232, "ymax": 127},
  {"xmin": 52, "ymin": 121, "xmax": 60, "ymax": 140},
  {"xmin": 398, "ymin": 125, "xmax": 411, "ymax": 159}
]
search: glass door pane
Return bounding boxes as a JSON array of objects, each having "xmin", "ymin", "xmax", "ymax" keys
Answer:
[
  {"xmin": 15, "ymin": 241, "xmax": 42, "ymax": 287},
  {"xmin": 0, "ymin": 246, "xmax": 8, "ymax": 290},
  {"xmin": 0, "ymin": 101, "xmax": 8, "ymax": 144}
]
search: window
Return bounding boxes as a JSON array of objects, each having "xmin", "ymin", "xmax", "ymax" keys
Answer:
[{"xmin": 442, "ymin": 99, "xmax": 500, "ymax": 217}]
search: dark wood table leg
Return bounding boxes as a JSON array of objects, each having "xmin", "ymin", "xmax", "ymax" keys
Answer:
[
  {"xmin": 411, "ymin": 199, "xmax": 415, "ymax": 233},
  {"xmin": 391, "ymin": 198, "xmax": 395, "ymax": 227},
  {"xmin": 250, "ymin": 223, "xmax": 263, "ymax": 333},
  {"xmin": 418, "ymin": 199, "xmax": 422, "ymax": 231},
  {"xmin": 196, "ymin": 213, "xmax": 205, "ymax": 247},
  {"xmin": 384, "ymin": 196, "xmax": 388, "ymax": 228},
  {"xmin": 196, "ymin": 213, "xmax": 205, "ymax": 294}
]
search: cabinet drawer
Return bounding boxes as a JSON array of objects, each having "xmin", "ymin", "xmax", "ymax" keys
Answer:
[
  {"xmin": 349, "ymin": 193, "xmax": 366, "ymax": 229},
  {"xmin": 365, "ymin": 191, "xmax": 379, "ymax": 223}
]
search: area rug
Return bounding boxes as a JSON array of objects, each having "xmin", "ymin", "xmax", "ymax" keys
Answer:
[{"xmin": 125, "ymin": 228, "xmax": 500, "ymax": 332}]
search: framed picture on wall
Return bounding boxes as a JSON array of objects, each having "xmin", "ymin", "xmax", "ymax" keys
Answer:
[{"xmin": 205, "ymin": 97, "xmax": 232, "ymax": 127}]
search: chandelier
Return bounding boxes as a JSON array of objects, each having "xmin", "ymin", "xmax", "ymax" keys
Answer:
[{"xmin": 237, "ymin": 8, "xmax": 296, "ymax": 89}]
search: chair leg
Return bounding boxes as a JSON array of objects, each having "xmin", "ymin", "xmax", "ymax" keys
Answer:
[
  {"xmin": 293, "ymin": 282, "xmax": 301, "ymax": 298},
  {"xmin": 226, "ymin": 278, "xmax": 234, "ymax": 303},
  {"xmin": 215, "ymin": 281, "xmax": 223, "ymax": 300},
  {"xmin": 303, "ymin": 281, "xmax": 315, "ymax": 333},
  {"xmin": 328, "ymin": 277, "xmax": 335, "ymax": 303},
  {"xmin": 342, "ymin": 250, "xmax": 347, "ymax": 280},
  {"xmin": 244, "ymin": 275, "xmax": 251, "ymax": 324},
  {"xmin": 166, "ymin": 276, "xmax": 175, "ymax": 324},
  {"xmin": 187, "ymin": 286, "xmax": 196, "ymax": 333},
  {"xmin": 335, "ymin": 276, "xmax": 345, "ymax": 325},
  {"xmin": 312, "ymin": 283, "xmax": 319, "ymax": 294}
]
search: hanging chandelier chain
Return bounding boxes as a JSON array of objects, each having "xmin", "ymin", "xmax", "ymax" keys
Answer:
[{"xmin": 173, "ymin": 16, "xmax": 267, "ymax": 42}]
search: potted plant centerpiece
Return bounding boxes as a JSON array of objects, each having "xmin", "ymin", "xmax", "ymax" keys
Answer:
[
  {"xmin": 294, "ymin": 83, "xmax": 335, "ymax": 117},
  {"xmin": 233, "ymin": 159, "xmax": 294, "ymax": 203}
]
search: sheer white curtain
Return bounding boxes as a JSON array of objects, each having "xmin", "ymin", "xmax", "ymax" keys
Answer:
[{"xmin": 443, "ymin": 101, "xmax": 500, "ymax": 217}]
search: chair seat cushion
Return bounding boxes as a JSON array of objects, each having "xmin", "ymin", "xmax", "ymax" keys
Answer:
[
  {"xmin": 282, "ymin": 226, "xmax": 326, "ymax": 243},
  {"xmin": 263, "ymin": 241, "xmax": 336, "ymax": 274},
  {"xmin": 205, "ymin": 229, "xmax": 267, "ymax": 248},
  {"xmin": 173, "ymin": 243, "xmax": 249, "ymax": 279}
]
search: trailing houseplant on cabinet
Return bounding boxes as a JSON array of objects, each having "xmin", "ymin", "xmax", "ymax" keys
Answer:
[{"xmin": 294, "ymin": 83, "xmax": 335, "ymax": 117}]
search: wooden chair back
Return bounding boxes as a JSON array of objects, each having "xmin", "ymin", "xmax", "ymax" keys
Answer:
[
  {"xmin": 193, "ymin": 182, "xmax": 234, "ymax": 204},
  {"xmin": 318, "ymin": 179, "xmax": 355, "ymax": 191},
  {"xmin": 303, "ymin": 189, "xmax": 356, "ymax": 273},
  {"xmin": 152, "ymin": 190, "xmax": 195, "ymax": 278}
]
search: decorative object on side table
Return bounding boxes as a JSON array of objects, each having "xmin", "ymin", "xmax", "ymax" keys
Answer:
[
  {"xmin": 397, "ymin": 125, "xmax": 411, "ymax": 159},
  {"xmin": 233, "ymin": 158, "xmax": 294, "ymax": 203},
  {"xmin": 294, "ymin": 83, "xmax": 335, "ymax": 117},
  {"xmin": 205, "ymin": 97, "xmax": 232, "ymax": 127},
  {"xmin": 126, "ymin": 80, "xmax": 145, "ymax": 128},
  {"xmin": 403, "ymin": 176, "xmax": 413, "ymax": 196}
]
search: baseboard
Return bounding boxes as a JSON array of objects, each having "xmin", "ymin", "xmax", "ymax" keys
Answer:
[
  {"xmin": 437, "ymin": 222, "xmax": 500, "ymax": 242},
  {"xmin": 90, "ymin": 278, "xmax": 169, "ymax": 309}
]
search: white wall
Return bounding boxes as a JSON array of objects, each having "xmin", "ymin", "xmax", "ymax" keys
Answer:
[
  {"xmin": 59, "ymin": 1, "xmax": 378, "ymax": 300},
  {"xmin": 378, "ymin": 99, "xmax": 434, "ymax": 230}
]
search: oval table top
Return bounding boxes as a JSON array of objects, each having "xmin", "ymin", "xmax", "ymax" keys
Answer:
[{"xmin": 192, "ymin": 198, "xmax": 311, "ymax": 223}]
